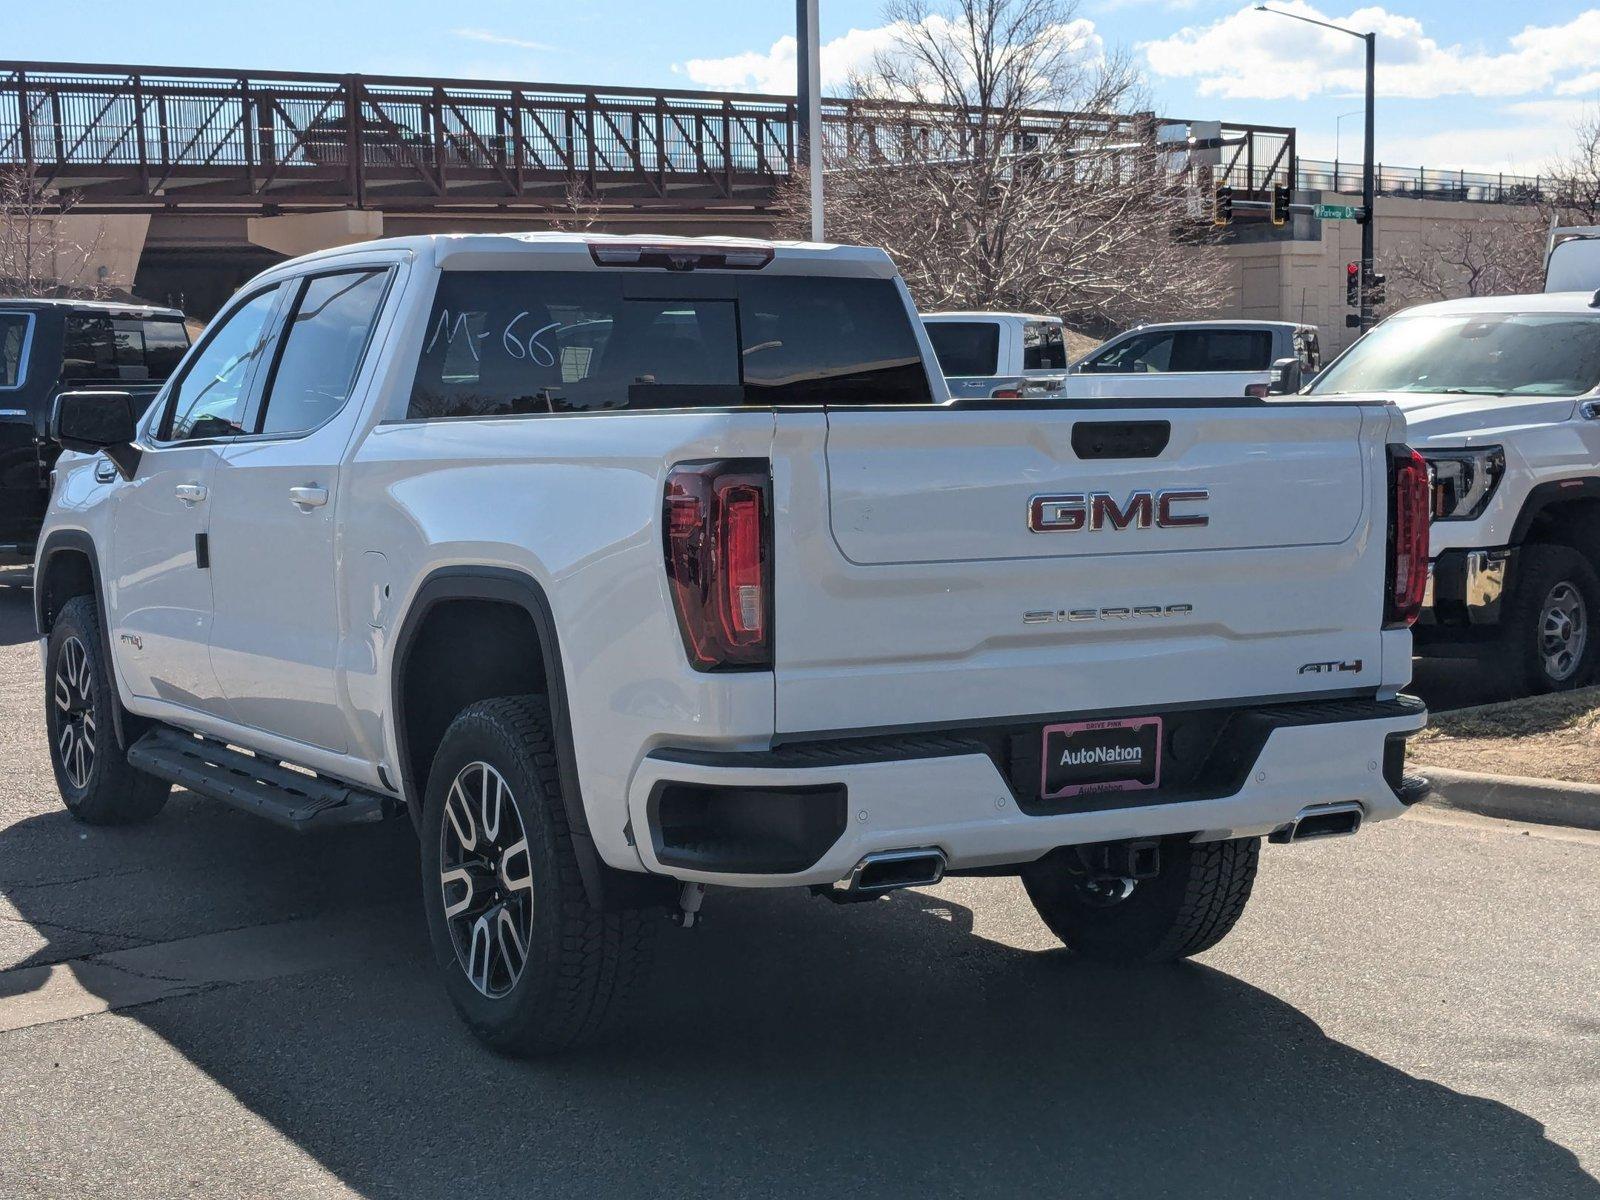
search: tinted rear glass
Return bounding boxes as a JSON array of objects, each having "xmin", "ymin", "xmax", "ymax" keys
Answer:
[
  {"xmin": 61, "ymin": 316, "xmax": 190, "ymax": 384},
  {"xmin": 408, "ymin": 270, "xmax": 932, "ymax": 418},
  {"xmin": 924, "ymin": 321, "xmax": 1000, "ymax": 377},
  {"xmin": 1169, "ymin": 330, "xmax": 1273, "ymax": 372}
]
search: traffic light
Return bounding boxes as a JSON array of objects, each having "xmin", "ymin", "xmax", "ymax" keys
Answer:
[
  {"xmin": 1366, "ymin": 270, "xmax": 1387, "ymax": 306},
  {"xmin": 1271, "ymin": 184, "xmax": 1290, "ymax": 227},
  {"xmin": 1346, "ymin": 261, "xmax": 1360, "ymax": 307},
  {"xmin": 1214, "ymin": 185, "xmax": 1233, "ymax": 227}
]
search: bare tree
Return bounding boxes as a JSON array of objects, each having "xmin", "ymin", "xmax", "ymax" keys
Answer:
[
  {"xmin": 1548, "ymin": 109, "xmax": 1600, "ymax": 224},
  {"xmin": 777, "ymin": 0, "xmax": 1227, "ymax": 331},
  {"xmin": 1382, "ymin": 213, "xmax": 1546, "ymax": 306},
  {"xmin": 0, "ymin": 168, "xmax": 109, "ymax": 298}
]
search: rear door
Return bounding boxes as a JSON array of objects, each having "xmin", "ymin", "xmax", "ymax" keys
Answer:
[{"xmin": 773, "ymin": 401, "xmax": 1387, "ymax": 735}]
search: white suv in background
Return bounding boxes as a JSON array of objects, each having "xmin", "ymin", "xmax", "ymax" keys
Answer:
[{"xmin": 1068, "ymin": 320, "xmax": 1321, "ymax": 399}]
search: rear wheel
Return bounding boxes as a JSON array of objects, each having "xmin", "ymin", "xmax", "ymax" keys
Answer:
[
  {"xmin": 1497, "ymin": 543, "xmax": 1600, "ymax": 693},
  {"xmin": 1022, "ymin": 836, "xmax": 1259, "ymax": 964},
  {"xmin": 419, "ymin": 695, "xmax": 656, "ymax": 1055},
  {"xmin": 45, "ymin": 595, "xmax": 169, "ymax": 824}
]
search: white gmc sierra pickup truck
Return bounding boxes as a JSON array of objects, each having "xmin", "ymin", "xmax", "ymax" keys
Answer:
[
  {"xmin": 35, "ymin": 233, "xmax": 1428, "ymax": 1055},
  {"xmin": 1305, "ymin": 291, "xmax": 1600, "ymax": 693}
]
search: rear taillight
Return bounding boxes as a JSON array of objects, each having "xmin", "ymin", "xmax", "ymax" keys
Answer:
[
  {"xmin": 663, "ymin": 460, "xmax": 773, "ymax": 670},
  {"xmin": 1386, "ymin": 445, "xmax": 1430, "ymax": 629},
  {"xmin": 990, "ymin": 388, "xmax": 1022, "ymax": 399}
]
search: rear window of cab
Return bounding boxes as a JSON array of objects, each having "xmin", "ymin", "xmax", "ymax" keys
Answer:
[{"xmin": 407, "ymin": 270, "xmax": 934, "ymax": 417}]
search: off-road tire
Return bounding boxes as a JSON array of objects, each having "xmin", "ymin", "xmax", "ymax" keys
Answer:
[
  {"xmin": 1497, "ymin": 542, "xmax": 1600, "ymax": 694},
  {"xmin": 1022, "ymin": 835, "xmax": 1260, "ymax": 964},
  {"xmin": 45, "ymin": 595, "xmax": 169, "ymax": 824},
  {"xmin": 419, "ymin": 695, "xmax": 656, "ymax": 1056}
]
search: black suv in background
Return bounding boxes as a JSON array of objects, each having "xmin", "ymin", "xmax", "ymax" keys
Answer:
[{"xmin": 0, "ymin": 299, "xmax": 190, "ymax": 565}]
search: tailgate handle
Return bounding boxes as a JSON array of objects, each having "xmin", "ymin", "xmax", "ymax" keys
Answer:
[{"xmin": 1071, "ymin": 420, "xmax": 1170, "ymax": 460}]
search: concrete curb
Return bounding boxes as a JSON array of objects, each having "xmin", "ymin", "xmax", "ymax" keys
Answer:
[{"xmin": 1416, "ymin": 765, "xmax": 1600, "ymax": 832}]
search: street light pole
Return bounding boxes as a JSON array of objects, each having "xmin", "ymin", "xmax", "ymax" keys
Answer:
[
  {"xmin": 796, "ymin": 0, "xmax": 824, "ymax": 241},
  {"xmin": 1255, "ymin": 6, "xmax": 1378, "ymax": 330},
  {"xmin": 1360, "ymin": 29, "xmax": 1375, "ymax": 332}
]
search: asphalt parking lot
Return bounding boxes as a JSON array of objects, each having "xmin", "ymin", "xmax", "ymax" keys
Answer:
[{"xmin": 0, "ymin": 583, "xmax": 1596, "ymax": 1199}]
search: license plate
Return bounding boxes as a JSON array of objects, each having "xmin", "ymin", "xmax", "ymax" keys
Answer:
[{"xmin": 1040, "ymin": 716, "xmax": 1162, "ymax": 800}]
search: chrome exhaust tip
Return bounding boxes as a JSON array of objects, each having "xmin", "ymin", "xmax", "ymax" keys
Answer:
[
  {"xmin": 843, "ymin": 848, "xmax": 947, "ymax": 895},
  {"xmin": 1269, "ymin": 801, "xmax": 1364, "ymax": 844}
]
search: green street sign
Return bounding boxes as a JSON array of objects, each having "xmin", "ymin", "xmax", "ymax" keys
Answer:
[{"xmin": 1314, "ymin": 203, "xmax": 1360, "ymax": 220}]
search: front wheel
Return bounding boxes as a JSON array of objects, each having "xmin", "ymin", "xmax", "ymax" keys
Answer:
[
  {"xmin": 419, "ymin": 695, "xmax": 656, "ymax": 1055},
  {"xmin": 1497, "ymin": 543, "xmax": 1600, "ymax": 694},
  {"xmin": 45, "ymin": 595, "xmax": 169, "ymax": 825},
  {"xmin": 1022, "ymin": 836, "xmax": 1259, "ymax": 964}
]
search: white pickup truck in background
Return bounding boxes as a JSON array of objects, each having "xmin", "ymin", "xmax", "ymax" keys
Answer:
[{"xmin": 921, "ymin": 310, "xmax": 1070, "ymax": 399}]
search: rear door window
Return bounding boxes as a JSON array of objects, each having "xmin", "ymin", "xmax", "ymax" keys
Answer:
[
  {"xmin": 925, "ymin": 321, "xmax": 1000, "ymax": 377},
  {"xmin": 61, "ymin": 316, "xmax": 190, "ymax": 384},
  {"xmin": 0, "ymin": 312, "xmax": 31, "ymax": 389},
  {"xmin": 255, "ymin": 268, "xmax": 391, "ymax": 436},
  {"xmin": 408, "ymin": 270, "xmax": 931, "ymax": 417},
  {"xmin": 1170, "ymin": 329, "xmax": 1274, "ymax": 372}
]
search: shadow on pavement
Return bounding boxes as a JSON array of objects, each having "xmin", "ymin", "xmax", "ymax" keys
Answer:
[
  {"xmin": 0, "ymin": 585, "xmax": 36, "ymax": 647},
  {"xmin": 2, "ymin": 797, "xmax": 1595, "ymax": 1200}
]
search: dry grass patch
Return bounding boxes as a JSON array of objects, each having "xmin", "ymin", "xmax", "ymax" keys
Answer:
[{"xmin": 1413, "ymin": 686, "xmax": 1600, "ymax": 784}]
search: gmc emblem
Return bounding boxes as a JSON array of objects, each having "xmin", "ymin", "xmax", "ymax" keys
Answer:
[{"xmin": 1028, "ymin": 489, "xmax": 1210, "ymax": 533}]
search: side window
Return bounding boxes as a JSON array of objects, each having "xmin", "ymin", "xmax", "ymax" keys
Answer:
[
  {"xmin": 1089, "ymin": 331, "xmax": 1174, "ymax": 373},
  {"xmin": 161, "ymin": 286, "xmax": 281, "ymax": 442},
  {"xmin": 925, "ymin": 321, "xmax": 1000, "ymax": 377},
  {"xmin": 1297, "ymin": 331, "xmax": 1322, "ymax": 373},
  {"xmin": 257, "ymin": 269, "xmax": 390, "ymax": 436},
  {"xmin": 0, "ymin": 312, "xmax": 32, "ymax": 389},
  {"xmin": 61, "ymin": 317, "xmax": 190, "ymax": 385},
  {"xmin": 1022, "ymin": 321, "xmax": 1066, "ymax": 371},
  {"xmin": 1172, "ymin": 330, "xmax": 1274, "ymax": 372}
]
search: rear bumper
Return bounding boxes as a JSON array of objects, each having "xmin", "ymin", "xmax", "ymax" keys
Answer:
[{"xmin": 626, "ymin": 695, "xmax": 1427, "ymax": 888}]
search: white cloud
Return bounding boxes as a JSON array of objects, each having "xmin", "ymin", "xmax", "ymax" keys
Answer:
[
  {"xmin": 678, "ymin": 26, "xmax": 904, "ymax": 94},
  {"xmin": 677, "ymin": 16, "xmax": 1103, "ymax": 95},
  {"xmin": 451, "ymin": 28, "xmax": 553, "ymax": 52},
  {"xmin": 1144, "ymin": 4, "xmax": 1600, "ymax": 102}
]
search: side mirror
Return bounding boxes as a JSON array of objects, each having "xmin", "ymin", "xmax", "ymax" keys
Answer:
[
  {"xmin": 51, "ymin": 390, "xmax": 142, "ymax": 479},
  {"xmin": 1268, "ymin": 357, "xmax": 1303, "ymax": 395}
]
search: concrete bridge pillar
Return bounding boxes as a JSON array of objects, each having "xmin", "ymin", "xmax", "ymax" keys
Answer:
[{"xmin": 245, "ymin": 210, "xmax": 385, "ymax": 259}]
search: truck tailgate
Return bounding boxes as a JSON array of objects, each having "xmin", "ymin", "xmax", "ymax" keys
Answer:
[{"xmin": 772, "ymin": 403, "xmax": 1393, "ymax": 736}]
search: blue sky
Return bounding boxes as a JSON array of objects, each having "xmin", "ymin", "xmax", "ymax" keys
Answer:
[{"xmin": 8, "ymin": 1, "xmax": 1597, "ymax": 173}]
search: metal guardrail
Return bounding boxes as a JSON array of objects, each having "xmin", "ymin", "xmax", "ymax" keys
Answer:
[
  {"xmin": 1298, "ymin": 158, "xmax": 1552, "ymax": 205},
  {"xmin": 0, "ymin": 61, "xmax": 799, "ymax": 210}
]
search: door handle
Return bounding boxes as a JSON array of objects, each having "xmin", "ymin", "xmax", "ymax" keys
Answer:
[
  {"xmin": 174, "ymin": 482, "xmax": 207, "ymax": 505},
  {"xmin": 288, "ymin": 485, "xmax": 329, "ymax": 510}
]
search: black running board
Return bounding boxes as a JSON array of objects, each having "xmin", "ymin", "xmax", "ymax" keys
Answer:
[{"xmin": 128, "ymin": 727, "xmax": 398, "ymax": 832}]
